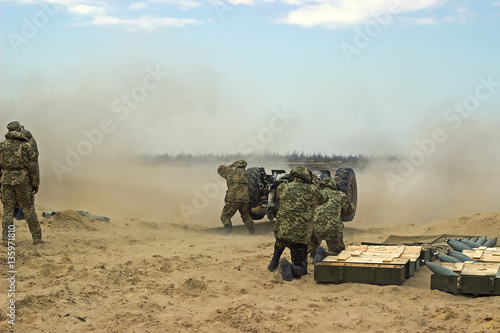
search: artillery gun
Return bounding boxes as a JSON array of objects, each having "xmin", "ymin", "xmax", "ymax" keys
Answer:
[{"xmin": 247, "ymin": 166, "xmax": 357, "ymax": 222}]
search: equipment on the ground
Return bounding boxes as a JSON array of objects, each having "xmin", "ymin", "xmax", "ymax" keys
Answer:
[
  {"xmin": 42, "ymin": 210, "xmax": 110, "ymax": 223},
  {"xmin": 246, "ymin": 166, "xmax": 357, "ymax": 222}
]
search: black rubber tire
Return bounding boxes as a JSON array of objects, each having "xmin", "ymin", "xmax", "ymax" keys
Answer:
[
  {"xmin": 334, "ymin": 167, "xmax": 357, "ymax": 222},
  {"xmin": 250, "ymin": 210, "xmax": 266, "ymax": 221},
  {"xmin": 247, "ymin": 167, "xmax": 263, "ymax": 206},
  {"xmin": 247, "ymin": 167, "xmax": 266, "ymax": 220}
]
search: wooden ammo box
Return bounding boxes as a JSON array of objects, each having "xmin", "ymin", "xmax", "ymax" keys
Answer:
[
  {"xmin": 346, "ymin": 245, "xmax": 422, "ymax": 277},
  {"xmin": 462, "ymin": 247, "xmax": 500, "ymax": 263},
  {"xmin": 314, "ymin": 245, "xmax": 422, "ymax": 285},
  {"xmin": 430, "ymin": 262, "xmax": 500, "ymax": 296}
]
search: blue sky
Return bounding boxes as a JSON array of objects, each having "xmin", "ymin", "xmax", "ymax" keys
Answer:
[{"xmin": 1, "ymin": 0, "xmax": 500, "ymax": 162}]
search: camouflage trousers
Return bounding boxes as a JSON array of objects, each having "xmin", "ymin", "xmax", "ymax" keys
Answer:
[
  {"xmin": 275, "ymin": 238, "xmax": 308, "ymax": 277},
  {"xmin": 220, "ymin": 201, "xmax": 254, "ymax": 229},
  {"xmin": 1, "ymin": 184, "xmax": 42, "ymax": 241},
  {"xmin": 310, "ymin": 221, "xmax": 345, "ymax": 255}
]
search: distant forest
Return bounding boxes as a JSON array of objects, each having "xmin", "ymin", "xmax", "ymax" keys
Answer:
[{"xmin": 140, "ymin": 152, "xmax": 400, "ymax": 167}]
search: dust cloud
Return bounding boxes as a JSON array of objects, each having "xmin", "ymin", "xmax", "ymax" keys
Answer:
[
  {"xmin": 1, "ymin": 62, "xmax": 499, "ymax": 230},
  {"xmin": 32, "ymin": 120, "xmax": 500, "ymax": 231},
  {"xmin": 355, "ymin": 119, "xmax": 500, "ymax": 229}
]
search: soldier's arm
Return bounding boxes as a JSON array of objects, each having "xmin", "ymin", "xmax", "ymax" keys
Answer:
[
  {"xmin": 276, "ymin": 182, "xmax": 286, "ymax": 199},
  {"xmin": 341, "ymin": 194, "xmax": 355, "ymax": 216},
  {"xmin": 26, "ymin": 144, "xmax": 40, "ymax": 187},
  {"xmin": 217, "ymin": 165, "xmax": 229, "ymax": 179},
  {"xmin": 312, "ymin": 187, "xmax": 328, "ymax": 206},
  {"xmin": 31, "ymin": 138, "xmax": 39, "ymax": 158}
]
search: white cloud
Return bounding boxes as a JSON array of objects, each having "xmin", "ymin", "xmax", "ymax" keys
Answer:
[
  {"xmin": 274, "ymin": 0, "xmax": 450, "ymax": 28},
  {"xmin": 129, "ymin": 1, "xmax": 148, "ymax": 10},
  {"xmin": 68, "ymin": 4, "xmax": 106, "ymax": 15},
  {"xmin": 226, "ymin": 0, "xmax": 256, "ymax": 5},
  {"xmin": 87, "ymin": 14, "xmax": 203, "ymax": 30},
  {"xmin": 148, "ymin": 0, "xmax": 202, "ymax": 10},
  {"xmin": 437, "ymin": 5, "xmax": 475, "ymax": 23}
]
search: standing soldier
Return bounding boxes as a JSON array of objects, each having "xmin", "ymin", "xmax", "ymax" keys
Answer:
[
  {"xmin": 218, "ymin": 160, "xmax": 255, "ymax": 234},
  {"xmin": 267, "ymin": 166, "xmax": 328, "ymax": 281},
  {"xmin": 310, "ymin": 178, "xmax": 355, "ymax": 263},
  {"xmin": 14, "ymin": 124, "xmax": 39, "ymax": 220},
  {"xmin": 0, "ymin": 121, "xmax": 44, "ymax": 245}
]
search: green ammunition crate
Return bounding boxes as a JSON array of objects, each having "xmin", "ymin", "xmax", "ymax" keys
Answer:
[
  {"xmin": 314, "ymin": 262, "xmax": 406, "ymax": 285},
  {"xmin": 430, "ymin": 274, "xmax": 500, "ymax": 296},
  {"xmin": 430, "ymin": 262, "xmax": 500, "ymax": 296}
]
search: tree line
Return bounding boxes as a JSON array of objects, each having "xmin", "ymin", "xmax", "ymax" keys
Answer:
[{"xmin": 139, "ymin": 151, "xmax": 400, "ymax": 166}]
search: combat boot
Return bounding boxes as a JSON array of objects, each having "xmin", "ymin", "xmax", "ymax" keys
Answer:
[
  {"xmin": 312, "ymin": 246, "xmax": 328, "ymax": 264},
  {"xmin": 225, "ymin": 224, "xmax": 233, "ymax": 234},
  {"xmin": 16, "ymin": 208, "xmax": 25, "ymax": 220},
  {"xmin": 33, "ymin": 239, "xmax": 45, "ymax": 245},
  {"xmin": 279, "ymin": 258, "xmax": 293, "ymax": 282},
  {"xmin": 289, "ymin": 262, "xmax": 305, "ymax": 278},
  {"xmin": 326, "ymin": 240, "xmax": 345, "ymax": 256},
  {"xmin": 267, "ymin": 245, "xmax": 285, "ymax": 271}
]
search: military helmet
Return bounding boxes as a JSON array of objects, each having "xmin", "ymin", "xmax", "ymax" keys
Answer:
[
  {"xmin": 289, "ymin": 166, "xmax": 312, "ymax": 184},
  {"xmin": 320, "ymin": 177, "xmax": 338, "ymax": 190},
  {"xmin": 231, "ymin": 160, "xmax": 247, "ymax": 168},
  {"xmin": 7, "ymin": 121, "xmax": 21, "ymax": 131}
]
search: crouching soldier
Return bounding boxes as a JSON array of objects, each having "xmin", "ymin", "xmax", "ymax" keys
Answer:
[
  {"xmin": 267, "ymin": 166, "xmax": 327, "ymax": 281},
  {"xmin": 310, "ymin": 178, "xmax": 355, "ymax": 263}
]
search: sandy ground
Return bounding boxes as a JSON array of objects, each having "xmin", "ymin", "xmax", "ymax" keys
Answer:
[{"xmin": 1, "ymin": 162, "xmax": 500, "ymax": 333}]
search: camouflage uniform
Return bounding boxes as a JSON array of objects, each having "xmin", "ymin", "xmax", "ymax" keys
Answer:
[
  {"xmin": 310, "ymin": 178, "xmax": 355, "ymax": 255},
  {"xmin": 22, "ymin": 127, "xmax": 39, "ymax": 160},
  {"xmin": 310, "ymin": 171, "xmax": 319, "ymax": 184},
  {"xmin": 268, "ymin": 166, "xmax": 327, "ymax": 278},
  {"xmin": 217, "ymin": 160, "xmax": 254, "ymax": 232},
  {"xmin": 13, "ymin": 125, "xmax": 39, "ymax": 218},
  {"xmin": 0, "ymin": 122, "xmax": 42, "ymax": 242}
]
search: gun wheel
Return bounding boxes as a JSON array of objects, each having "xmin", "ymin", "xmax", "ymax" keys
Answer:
[{"xmin": 334, "ymin": 167, "xmax": 357, "ymax": 222}]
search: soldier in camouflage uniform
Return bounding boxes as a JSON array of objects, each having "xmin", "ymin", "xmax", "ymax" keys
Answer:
[
  {"xmin": 267, "ymin": 166, "xmax": 328, "ymax": 281},
  {"xmin": 218, "ymin": 160, "xmax": 254, "ymax": 234},
  {"xmin": 0, "ymin": 121, "xmax": 43, "ymax": 245},
  {"xmin": 13, "ymin": 124, "xmax": 39, "ymax": 220},
  {"xmin": 310, "ymin": 178, "xmax": 355, "ymax": 262}
]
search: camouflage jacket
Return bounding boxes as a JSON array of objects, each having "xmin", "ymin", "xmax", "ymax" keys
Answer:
[
  {"xmin": 313, "ymin": 188, "xmax": 355, "ymax": 236},
  {"xmin": 217, "ymin": 160, "xmax": 249, "ymax": 203},
  {"xmin": 23, "ymin": 129, "xmax": 39, "ymax": 160},
  {"xmin": 274, "ymin": 166, "xmax": 328, "ymax": 244},
  {"xmin": 0, "ymin": 131, "xmax": 40, "ymax": 186}
]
